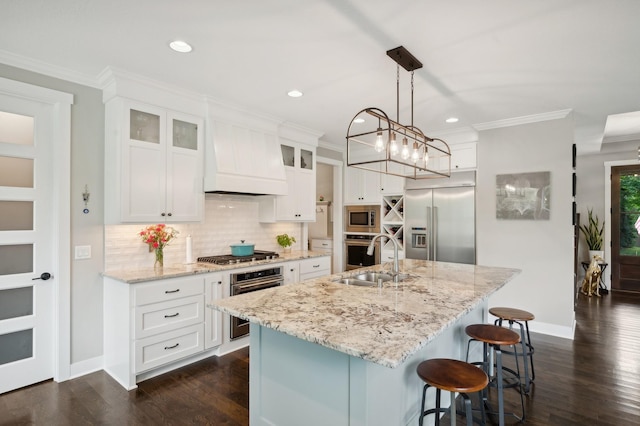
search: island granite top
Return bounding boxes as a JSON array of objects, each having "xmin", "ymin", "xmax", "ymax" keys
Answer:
[
  {"xmin": 210, "ymin": 259, "xmax": 520, "ymax": 368},
  {"xmin": 103, "ymin": 250, "xmax": 329, "ymax": 284}
]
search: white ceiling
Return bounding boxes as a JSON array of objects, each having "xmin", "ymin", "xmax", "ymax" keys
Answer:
[{"xmin": 2, "ymin": 0, "xmax": 640, "ymax": 153}]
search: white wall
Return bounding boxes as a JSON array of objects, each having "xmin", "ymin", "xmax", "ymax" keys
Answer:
[{"xmin": 477, "ymin": 117, "xmax": 575, "ymax": 338}]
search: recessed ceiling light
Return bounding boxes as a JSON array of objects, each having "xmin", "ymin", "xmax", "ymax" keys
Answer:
[
  {"xmin": 446, "ymin": 117, "xmax": 459, "ymax": 123},
  {"xmin": 287, "ymin": 90, "xmax": 303, "ymax": 98},
  {"xmin": 353, "ymin": 118, "xmax": 365, "ymax": 124},
  {"xmin": 169, "ymin": 40, "xmax": 193, "ymax": 53}
]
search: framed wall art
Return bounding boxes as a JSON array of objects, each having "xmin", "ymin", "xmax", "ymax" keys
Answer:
[{"xmin": 496, "ymin": 171, "xmax": 551, "ymax": 220}]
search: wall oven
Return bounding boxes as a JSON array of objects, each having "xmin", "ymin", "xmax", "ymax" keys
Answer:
[
  {"xmin": 230, "ymin": 266, "xmax": 283, "ymax": 340},
  {"xmin": 345, "ymin": 205, "xmax": 380, "ymax": 233},
  {"xmin": 345, "ymin": 234, "xmax": 381, "ymax": 271}
]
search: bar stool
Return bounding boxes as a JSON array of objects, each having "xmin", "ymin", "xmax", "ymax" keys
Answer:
[
  {"xmin": 417, "ymin": 358, "xmax": 488, "ymax": 426},
  {"xmin": 465, "ymin": 324, "xmax": 525, "ymax": 426},
  {"xmin": 490, "ymin": 307, "xmax": 535, "ymax": 393}
]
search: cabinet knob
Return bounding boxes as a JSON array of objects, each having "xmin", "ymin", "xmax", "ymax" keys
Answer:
[
  {"xmin": 161, "ymin": 212, "xmax": 166, "ymax": 217},
  {"xmin": 167, "ymin": 212, "xmax": 172, "ymax": 217},
  {"xmin": 217, "ymin": 281, "xmax": 222, "ymax": 285}
]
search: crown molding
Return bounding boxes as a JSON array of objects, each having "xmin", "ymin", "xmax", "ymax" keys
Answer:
[
  {"xmin": 318, "ymin": 139, "xmax": 345, "ymax": 153},
  {"xmin": 473, "ymin": 109, "xmax": 573, "ymax": 131},
  {"xmin": 0, "ymin": 49, "xmax": 100, "ymax": 88}
]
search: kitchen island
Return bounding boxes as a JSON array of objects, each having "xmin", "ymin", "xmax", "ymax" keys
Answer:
[{"xmin": 210, "ymin": 259, "xmax": 519, "ymax": 426}]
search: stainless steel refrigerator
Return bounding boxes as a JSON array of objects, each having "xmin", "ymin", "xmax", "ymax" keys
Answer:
[{"xmin": 405, "ymin": 172, "xmax": 475, "ymax": 264}]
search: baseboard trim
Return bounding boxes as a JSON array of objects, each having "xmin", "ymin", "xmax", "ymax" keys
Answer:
[{"xmin": 68, "ymin": 355, "xmax": 104, "ymax": 380}]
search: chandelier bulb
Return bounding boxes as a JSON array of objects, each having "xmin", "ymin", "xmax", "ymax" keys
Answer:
[
  {"xmin": 389, "ymin": 133, "xmax": 398, "ymax": 155},
  {"xmin": 411, "ymin": 141, "xmax": 420, "ymax": 163},
  {"xmin": 375, "ymin": 128, "xmax": 385, "ymax": 153},
  {"xmin": 401, "ymin": 137, "xmax": 410, "ymax": 160},
  {"xmin": 424, "ymin": 149, "xmax": 429, "ymax": 166}
]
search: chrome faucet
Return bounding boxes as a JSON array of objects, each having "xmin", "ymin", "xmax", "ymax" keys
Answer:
[{"xmin": 367, "ymin": 233, "xmax": 400, "ymax": 277}]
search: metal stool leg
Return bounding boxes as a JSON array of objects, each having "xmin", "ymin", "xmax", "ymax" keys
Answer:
[{"xmin": 524, "ymin": 320, "xmax": 535, "ymax": 382}]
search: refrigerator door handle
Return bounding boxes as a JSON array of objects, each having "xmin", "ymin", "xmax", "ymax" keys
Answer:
[
  {"xmin": 426, "ymin": 206, "xmax": 432, "ymax": 260},
  {"xmin": 433, "ymin": 206, "xmax": 438, "ymax": 261}
]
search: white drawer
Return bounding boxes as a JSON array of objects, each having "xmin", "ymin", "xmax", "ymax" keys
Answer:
[
  {"xmin": 381, "ymin": 250, "xmax": 405, "ymax": 262},
  {"xmin": 135, "ymin": 295, "xmax": 204, "ymax": 339},
  {"xmin": 311, "ymin": 239, "xmax": 333, "ymax": 250},
  {"xmin": 134, "ymin": 276, "xmax": 204, "ymax": 306},
  {"xmin": 135, "ymin": 323, "xmax": 204, "ymax": 373},
  {"xmin": 300, "ymin": 256, "xmax": 331, "ymax": 275}
]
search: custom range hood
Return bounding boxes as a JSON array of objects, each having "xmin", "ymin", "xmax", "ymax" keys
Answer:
[{"xmin": 204, "ymin": 102, "xmax": 288, "ymax": 195}]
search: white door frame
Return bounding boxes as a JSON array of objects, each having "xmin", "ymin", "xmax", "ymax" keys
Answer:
[
  {"xmin": 0, "ymin": 76, "xmax": 72, "ymax": 382},
  {"xmin": 317, "ymin": 155, "xmax": 343, "ymax": 274},
  {"xmin": 604, "ymin": 159, "xmax": 638, "ymax": 291}
]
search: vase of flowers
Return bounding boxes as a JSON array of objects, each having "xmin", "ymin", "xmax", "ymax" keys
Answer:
[{"xmin": 139, "ymin": 224, "xmax": 178, "ymax": 268}]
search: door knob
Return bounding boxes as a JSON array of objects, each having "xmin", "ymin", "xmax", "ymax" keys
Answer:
[{"xmin": 32, "ymin": 272, "xmax": 52, "ymax": 281}]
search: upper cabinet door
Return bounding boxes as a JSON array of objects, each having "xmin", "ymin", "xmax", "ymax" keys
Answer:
[
  {"xmin": 124, "ymin": 104, "xmax": 167, "ymax": 222},
  {"xmin": 165, "ymin": 111, "xmax": 204, "ymax": 222}
]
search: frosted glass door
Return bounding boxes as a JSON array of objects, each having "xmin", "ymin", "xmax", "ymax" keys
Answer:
[{"xmin": 0, "ymin": 99, "xmax": 55, "ymax": 393}]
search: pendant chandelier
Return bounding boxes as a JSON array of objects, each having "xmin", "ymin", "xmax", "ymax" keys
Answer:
[{"xmin": 346, "ymin": 46, "xmax": 451, "ymax": 179}]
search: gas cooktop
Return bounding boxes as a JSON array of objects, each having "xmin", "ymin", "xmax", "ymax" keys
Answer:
[{"xmin": 197, "ymin": 250, "xmax": 279, "ymax": 265}]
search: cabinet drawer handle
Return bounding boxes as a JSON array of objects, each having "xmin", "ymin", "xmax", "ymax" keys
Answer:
[
  {"xmin": 164, "ymin": 343, "xmax": 180, "ymax": 350},
  {"xmin": 164, "ymin": 312, "xmax": 180, "ymax": 318},
  {"xmin": 165, "ymin": 289, "xmax": 180, "ymax": 294},
  {"xmin": 313, "ymin": 264, "xmax": 320, "ymax": 268}
]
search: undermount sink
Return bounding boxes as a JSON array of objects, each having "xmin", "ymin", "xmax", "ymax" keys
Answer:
[
  {"xmin": 352, "ymin": 272, "xmax": 394, "ymax": 283},
  {"xmin": 333, "ymin": 271, "xmax": 408, "ymax": 287}
]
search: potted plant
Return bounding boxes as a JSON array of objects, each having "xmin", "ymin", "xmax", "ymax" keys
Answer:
[
  {"xmin": 579, "ymin": 209, "xmax": 604, "ymax": 260},
  {"xmin": 276, "ymin": 234, "xmax": 296, "ymax": 253}
]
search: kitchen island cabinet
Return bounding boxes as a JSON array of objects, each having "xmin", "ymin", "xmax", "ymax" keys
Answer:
[{"xmin": 211, "ymin": 259, "xmax": 519, "ymax": 426}]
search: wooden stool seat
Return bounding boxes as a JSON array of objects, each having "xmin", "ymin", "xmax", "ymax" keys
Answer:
[
  {"xmin": 417, "ymin": 358, "xmax": 489, "ymax": 393},
  {"xmin": 417, "ymin": 358, "xmax": 488, "ymax": 426},
  {"xmin": 489, "ymin": 307, "xmax": 535, "ymax": 322},
  {"xmin": 465, "ymin": 324, "xmax": 520, "ymax": 346}
]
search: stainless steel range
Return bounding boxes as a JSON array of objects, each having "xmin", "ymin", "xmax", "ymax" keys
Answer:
[
  {"xmin": 197, "ymin": 250, "xmax": 279, "ymax": 265},
  {"xmin": 198, "ymin": 251, "xmax": 283, "ymax": 340}
]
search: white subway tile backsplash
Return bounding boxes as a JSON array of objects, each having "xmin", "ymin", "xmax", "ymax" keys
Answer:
[{"xmin": 105, "ymin": 194, "xmax": 302, "ymax": 270}]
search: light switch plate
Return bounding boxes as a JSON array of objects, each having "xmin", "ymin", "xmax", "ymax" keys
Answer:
[{"xmin": 75, "ymin": 245, "xmax": 91, "ymax": 260}]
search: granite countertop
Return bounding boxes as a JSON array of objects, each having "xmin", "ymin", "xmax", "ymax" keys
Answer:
[
  {"xmin": 210, "ymin": 259, "xmax": 520, "ymax": 368},
  {"xmin": 103, "ymin": 250, "xmax": 330, "ymax": 284}
]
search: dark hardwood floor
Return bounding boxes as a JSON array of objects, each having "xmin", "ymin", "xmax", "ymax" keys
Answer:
[{"xmin": 1, "ymin": 291, "xmax": 639, "ymax": 425}]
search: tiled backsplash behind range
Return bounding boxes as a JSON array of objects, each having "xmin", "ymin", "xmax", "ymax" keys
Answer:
[{"xmin": 104, "ymin": 194, "xmax": 301, "ymax": 270}]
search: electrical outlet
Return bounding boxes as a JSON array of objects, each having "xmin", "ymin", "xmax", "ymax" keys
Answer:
[{"xmin": 75, "ymin": 245, "xmax": 91, "ymax": 260}]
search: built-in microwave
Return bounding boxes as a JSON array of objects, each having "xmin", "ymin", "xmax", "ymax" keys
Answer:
[{"xmin": 345, "ymin": 205, "xmax": 380, "ymax": 233}]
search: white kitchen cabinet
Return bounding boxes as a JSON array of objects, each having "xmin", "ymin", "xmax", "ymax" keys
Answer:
[
  {"xmin": 380, "ymin": 173, "xmax": 405, "ymax": 195},
  {"xmin": 204, "ymin": 273, "xmax": 225, "ymax": 349},
  {"xmin": 299, "ymin": 256, "xmax": 331, "ymax": 281},
  {"xmin": 344, "ymin": 166, "xmax": 382, "ymax": 204},
  {"xmin": 259, "ymin": 140, "xmax": 317, "ymax": 222},
  {"xmin": 105, "ymin": 98, "xmax": 204, "ymax": 223},
  {"xmin": 103, "ymin": 275, "xmax": 207, "ymax": 390},
  {"xmin": 282, "ymin": 262, "xmax": 300, "ymax": 285},
  {"xmin": 435, "ymin": 142, "xmax": 476, "ymax": 171}
]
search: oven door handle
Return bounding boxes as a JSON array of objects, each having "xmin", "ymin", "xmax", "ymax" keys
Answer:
[{"xmin": 234, "ymin": 277, "xmax": 283, "ymax": 292}]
